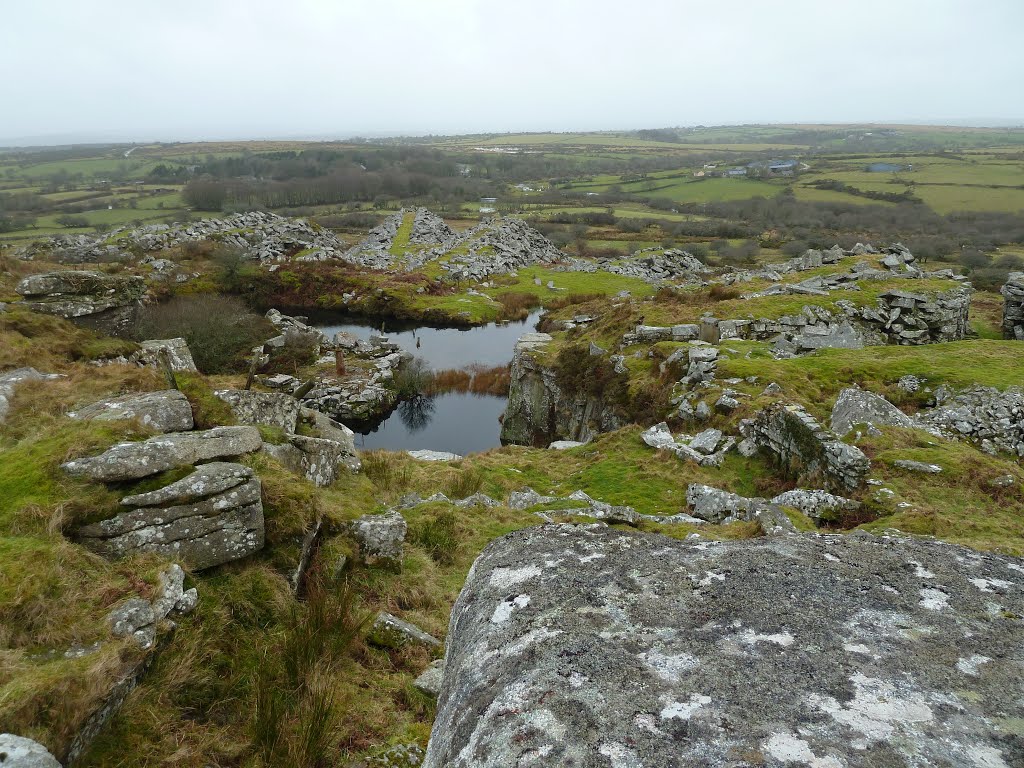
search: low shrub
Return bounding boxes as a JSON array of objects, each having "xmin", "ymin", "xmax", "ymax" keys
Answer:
[{"xmin": 134, "ymin": 294, "xmax": 273, "ymax": 374}]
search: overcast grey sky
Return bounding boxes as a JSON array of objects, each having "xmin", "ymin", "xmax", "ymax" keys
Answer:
[{"xmin": 2, "ymin": 0, "xmax": 1022, "ymax": 144}]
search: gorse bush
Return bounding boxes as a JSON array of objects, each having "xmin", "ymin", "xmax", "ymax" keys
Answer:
[{"xmin": 135, "ymin": 294, "xmax": 272, "ymax": 374}]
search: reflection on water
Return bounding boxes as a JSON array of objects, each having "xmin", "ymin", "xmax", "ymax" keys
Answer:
[
  {"xmin": 315, "ymin": 311, "xmax": 541, "ymax": 371},
  {"xmin": 313, "ymin": 311, "xmax": 540, "ymax": 455},
  {"xmin": 396, "ymin": 396, "xmax": 435, "ymax": 432},
  {"xmin": 353, "ymin": 392, "xmax": 507, "ymax": 455}
]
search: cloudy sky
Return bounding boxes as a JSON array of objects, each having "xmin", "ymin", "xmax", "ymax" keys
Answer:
[{"xmin": 3, "ymin": 0, "xmax": 1022, "ymax": 144}]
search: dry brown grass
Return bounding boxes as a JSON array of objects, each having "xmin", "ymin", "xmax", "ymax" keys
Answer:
[{"xmin": 426, "ymin": 364, "xmax": 510, "ymax": 397}]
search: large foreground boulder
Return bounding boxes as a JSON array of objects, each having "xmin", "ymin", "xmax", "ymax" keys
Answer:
[
  {"xmin": 424, "ymin": 524, "xmax": 1024, "ymax": 767},
  {"xmin": 77, "ymin": 462, "xmax": 264, "ymax": 569},
  {"xmin": 62, "ymin": 426, "xmax": 262, "ymax": 482},
  {"xmin": 69, "ymin": 389, "xmax": 194, "ymax": 432},
  {"xmin": 0, "ymin": 734, "xmax": 61, "ymax": 767}
]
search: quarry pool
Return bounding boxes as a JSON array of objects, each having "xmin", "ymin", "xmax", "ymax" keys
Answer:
[{"xmin": 314, "ymin": 312, "xmax": 541, "ymax": 454}]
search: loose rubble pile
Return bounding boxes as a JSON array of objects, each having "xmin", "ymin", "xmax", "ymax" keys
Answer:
[
  {"xmin": 917, "ymin": 385, "xmax": 1024, "ymax": 457},
  {"xmin": 565, "ymin": 246, "xmax": 709, "ymax": 284},
  {"xmin": 424, "ymin": 524, "xmax": 1024, "ymax": 767},
  {"xmin": 624, "ymin": 284, "xmax": 972, "ymax": 356}
]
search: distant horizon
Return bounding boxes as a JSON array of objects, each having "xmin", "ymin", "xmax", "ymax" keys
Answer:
[{"xmin": 4, "ymin": 118, "xmax": 1024, "ymax": 150}]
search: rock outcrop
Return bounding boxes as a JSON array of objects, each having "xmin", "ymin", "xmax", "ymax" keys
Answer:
[
  {"xmin": 749, "ymin": 403, "xmax": 870, "ymax": 492},
  {"xmin": 69, "ymin": 390, "xmax": 194, "ymax": 433},
  {"xmin": 501, "ymin": 333, "xmax": 625, "ymax": 446},
  {"xmin": 62, "ymin": 425, "xmax": 262, "ymax": 482},
  {"xmin": 829, "ymin": 387, "xmax": 914, "ymax": 436},
  {"xmin": 262, "ymin": 434, "xmax": 356, "ymax": 486},
  {"xmin": 129, "ymin": 338, "xmax": 199, "ymax": 372},
  {"xmin": 214, "ymin": 389, "xmax": 300, "ymax": 433},
  {"xmin": 15, "ymin": 270, "xmax": 145, "ymax": 332},
  {"xmin": 424, "ymin": 524, "xmax": 1024, "ymax": 767},
  {"xmin": 77, "ymin": 462, "xmax": 264, "ymax": 570},
  {"xmin": 1001, "ymin": 271, "xmax": 1024, "ymax": 340}
]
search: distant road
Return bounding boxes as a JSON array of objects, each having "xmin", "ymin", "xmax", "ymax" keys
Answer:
[{"xmin": 124, "ymin": 147, "xmax": 137, "ymax": 158}]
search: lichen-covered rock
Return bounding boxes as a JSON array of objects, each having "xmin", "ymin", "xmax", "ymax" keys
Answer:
[
  {"xmin": 830, "ymin": 386, "xmax": 914, "ymax": 436},
  {"xmin": 0, "ymin": 734, "xmax": 61, "ymax": 768},
  {"xmin": 414, "ymin": 659, "xmax": 445, "ymax": 697},
  {"xmin": 407, "ymin": 450, "xmax": 463, "ymax": 462},
  {"xmin": 298, "ymin": 406, "xmax": 360, "ymax": 470},
  {"xmin": 15, "ymin": 270, "xmax": 145, "ymax": 318},
  {"xmin": 214, "ymin": 389, "xmax": 300, "ymax": 432},
  {"xmin": 750, "ymin": 403, "xmax": 870, "ymax": 492},
  {"xmin": 78, "ymin": 462, "xmax": 264, "ymax": 570},
  {"xmin": 62, "ymin": 426, "xmax": 262, "ymax": 482},
  {"xmin": 771, "ymin": 488, "xmax": 860, "ymax": 522},
  {"xmin": 129, "ymin": 338, "xmax": 198, "ymax": 372},
  {"xmin": 916, "ymin": 385, "xmax": 1024, "ymax": 457},
  {"xmin": 367, "ymin": 611, "xmax": 441, "ymax": 650},
  {"xmin": 1000, "ymin": 271, "xmax": 1024, "ymax": 340},
  {"xmin": 263, "ymin": 434, "xmax": 354, "ymax": 486},
  {"xmin": 424, "ymin": 524, "xmax": 1024, "ymax": 768},
  {"xmin": 352, "ymin": 510, "xmax": 407, "ymax": 568},
  {"xmin": 69, "ymin": 389, "xmax": 194, "ymax": 432}
]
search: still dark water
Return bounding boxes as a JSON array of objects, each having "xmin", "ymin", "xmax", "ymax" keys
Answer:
[
  {"xmin": 316, "ymin": 311, "xmax": 542, "ymax": 370},
  {"xmin": 314, "ymin": 312, "xmax": 541, "ymax": 454}
]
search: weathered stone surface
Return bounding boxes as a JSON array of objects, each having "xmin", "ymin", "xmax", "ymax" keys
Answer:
[
  {"xmin": 130, "ymin": 338, "xmax": 198, "ymax": 372},
  {"xmin": 215, "ymin": 389, "xmax": 300, "ymax": 432},
  {"xmin": 414, "ymin": 659, "xmax": 445, "ymax": 697},
  {"xmin": 750, "ymin": 403, "xmax": 870, "ymax": 492},
  {"xmin": 15, "ymin": 270, "xmax": 145, "ymax": 318},
  {"xmin": 830, "ymin": 387, "xmax": 914, "ymax": 436},
  {"xmin": 1001, "ymin": 271, "xmax": 1024, "ymax": 340},
  {"xmin": 69, "ymin": 389, "xmax": 194, "ymax": 432},
  {"xmin": 78, "ymin": 463, "xmax": 264, "ymax": 570},
  {"xmin": 771, "ymin": 488, "xmax": 860, "ymax": 522},
  {"xmin": 894, "ymin": 459, "xmax": 943, "ymax": 474},
  {"xmin": 916, "ymin": 385, "xmax": 1024, "ymax": 457},
  {"xmin": 424, "ymin": 524, "xmax": 1024, "ymax": 768},
  {"xmin": 62, "ymin": 426, "xmax": 262, "ymax": 482},
  {"xmin": 107, "ymin": 597, "xmax": 156, "ymax": 649},
  {"xmin": 298, "ymin": 406, "xmax": 360, "ymax": 470},
  {"xmin": 352, "ymin": 510, "xmax": 407, "ymax": 568},
  {"xmin": 367, "ymin": 611, "xmax": 441, "ymax": 649},
  {"xmin": 263, "ymin": 434, "xmax": 353, "ymax": 486},
  {"xmin": 0, "ymin": 734, "xmax": 61, "ymax": 768},
  {"xmin": 502, "ymin": 333, "xmax": 625, "ymax": 447},
  {"xmin": 407, "ymin": 450, "xmax": 463, "ymax": 462},
  {"xmin": 0, "ymin": 367, "xmax": 62, "ymax": 424}
]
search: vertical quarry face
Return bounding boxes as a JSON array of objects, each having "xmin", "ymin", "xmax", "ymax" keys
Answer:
[
  {"xmin": 425, "ymin": 524, "xmax": 1024, "ymax": 768},
  {"xmin": 501, "ymin": 333, "xmax": 624, "ymax": 447}
]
